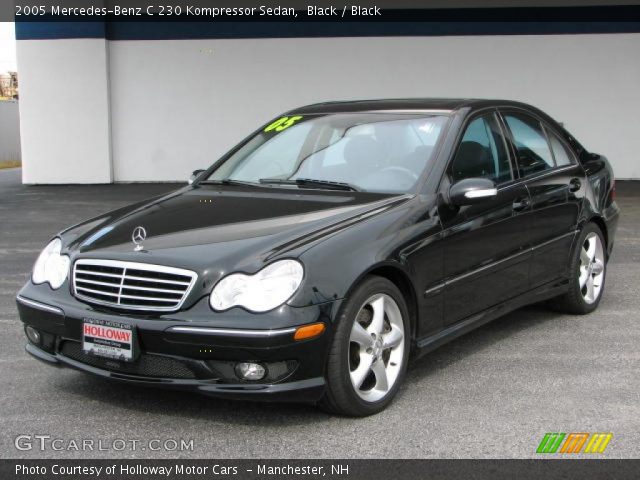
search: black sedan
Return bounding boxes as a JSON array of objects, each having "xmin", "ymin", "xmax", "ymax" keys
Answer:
[{"xmin": 17, "ymin": 99, "xmax": 619, "ymax": 416}]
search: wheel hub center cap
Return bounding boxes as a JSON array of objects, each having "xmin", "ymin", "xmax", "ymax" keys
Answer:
[{"xmin": 372, "ymin": 338, "xmax": 383, "ymax": 359}]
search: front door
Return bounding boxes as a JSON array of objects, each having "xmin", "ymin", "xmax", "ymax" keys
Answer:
[{"xmin": 439, "ymin": 112, "xmax": 533, "ymax": 325}]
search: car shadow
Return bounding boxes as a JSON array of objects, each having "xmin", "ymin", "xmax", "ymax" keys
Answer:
[{"xmin": 54, "ymin": 303, "xmax": 560, "ymax": 425}]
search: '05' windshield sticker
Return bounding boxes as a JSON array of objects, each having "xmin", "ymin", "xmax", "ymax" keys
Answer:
[{"xmin": 264, "ymin": 115, "xmax": 303, "ymax": 133}]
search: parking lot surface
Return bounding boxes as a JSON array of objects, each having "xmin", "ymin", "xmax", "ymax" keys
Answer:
[{"xmin": 1, "ymin": 168, "xmax": 638, "ymax": 458}]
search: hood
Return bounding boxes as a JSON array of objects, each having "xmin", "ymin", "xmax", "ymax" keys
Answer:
[{"xmin": 63, "ymin": 185, "xmax": 409, "ymax": 275}]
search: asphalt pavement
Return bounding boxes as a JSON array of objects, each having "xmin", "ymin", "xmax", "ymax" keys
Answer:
[{"xmin": 1, "ymin": 168, "xmax": 638, "ymax": 459}]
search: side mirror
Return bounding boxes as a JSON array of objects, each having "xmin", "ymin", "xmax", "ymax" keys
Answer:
[
  {"xmin": 449, "ymin": 178, "xmax": 498, "ymax": 206},
  {"xmin": 188, "ymin": 169, "xmax": 205, "ymax": 185}
]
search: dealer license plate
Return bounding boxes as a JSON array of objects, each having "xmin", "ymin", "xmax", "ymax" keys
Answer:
[{"xmin": 82, "ymin": 318, "xmax": 137, "ymax": 362}]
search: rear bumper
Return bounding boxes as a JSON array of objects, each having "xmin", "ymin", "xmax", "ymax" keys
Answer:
[
  {"xmin": 603, "ymin": 201, "xmax": 620, "ymax": 258},
  {"xmin": 17, "ymin": 285, "xmax": 339, "ymax": 404}
]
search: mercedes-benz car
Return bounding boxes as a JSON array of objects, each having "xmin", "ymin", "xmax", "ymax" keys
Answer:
[{"xmin": 17, "ymin": 99, "xmax": 619, "ymax": 416}]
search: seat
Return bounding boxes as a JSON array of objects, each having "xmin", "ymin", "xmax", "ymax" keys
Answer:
[
  {"xmin": 342, "ymin": 136, "xmax": 385, "ymax": 180},
  {"xmin": 452, "ymin": 141, "xmax": 495, "ymax": 181}
]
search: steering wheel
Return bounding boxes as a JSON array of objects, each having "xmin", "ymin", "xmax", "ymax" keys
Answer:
[{"xmin": 379, "ymin": 166, "xmax": 419, "ymax": 183}]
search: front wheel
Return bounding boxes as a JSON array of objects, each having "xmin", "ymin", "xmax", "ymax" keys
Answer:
[
  {"xmin": 320, "ymin": 276, "xmax": 410, "ymax": 416},
  {"xmin": 550, "ymin": 223, "xmax": 607, "ymax": 314}
]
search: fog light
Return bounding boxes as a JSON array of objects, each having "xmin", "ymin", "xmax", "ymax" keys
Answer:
[
  {"xmin": 235, "ymin": 362, "xmax": 266, "ymax": 381},
  {"xmin": 26, "ymin": 326, "xmax": 41, "ymax": 344}
]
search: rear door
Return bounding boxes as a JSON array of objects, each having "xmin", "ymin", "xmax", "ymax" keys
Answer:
[
  {"xmin": 500, "ymin": 110, "xmax": 583, "ymax": 288},
  {"xmin": 439, "ymin": 111, "xmax": 533, "ymax": 325}
]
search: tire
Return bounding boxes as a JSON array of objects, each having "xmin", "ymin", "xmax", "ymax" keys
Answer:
[
  {"xmin": 549, "ymin": 222, "xmax": 607, "ymax": 315},
  {"xmin": 319, "ymin": 276, "xmax": 410, "ymax": 416}
]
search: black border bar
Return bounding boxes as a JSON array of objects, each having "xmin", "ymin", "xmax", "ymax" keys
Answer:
[
  {"xmin": 12, "ymin": 5, "xmax": 640, "ymax": 40},
  {"xmin": 3, "ymin": 459, "xmax": 640, "ymax": 480}
]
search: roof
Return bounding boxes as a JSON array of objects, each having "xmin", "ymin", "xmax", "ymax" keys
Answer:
[{"xmin": 292, "ymin": 98, "xmax": 533, "ymax": 115}]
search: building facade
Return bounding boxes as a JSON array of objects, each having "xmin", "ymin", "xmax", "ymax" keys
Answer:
[{"xmin": 15, "ymin": 13, "xmax": 640, "ymax": 183}]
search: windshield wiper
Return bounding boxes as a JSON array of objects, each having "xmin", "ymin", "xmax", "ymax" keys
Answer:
[
  {"xmin": 199, "ymin": 179, "xmax": 259, "ymax": 187},
  {"xmin": 259, "ymin": 178, "xmax": 359, "ymax": 192}
]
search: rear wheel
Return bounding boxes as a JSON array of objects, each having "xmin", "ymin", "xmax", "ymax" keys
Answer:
[
  {"xmin": 550, "ymin": 223, "xmax": 607, "ymax": 314},
  {"xmin": 320, "ymin": 276, "xmax": 410, "ymax": 416}
]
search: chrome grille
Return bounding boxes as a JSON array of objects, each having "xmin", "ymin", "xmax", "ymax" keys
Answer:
[{"xmin": 73, "ymin": 259, "xmax": 197, "ymax": 312}]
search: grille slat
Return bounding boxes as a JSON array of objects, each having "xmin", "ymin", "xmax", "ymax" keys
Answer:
[
  {"xmin": 75, "ymin": 278, "xmax": 123, "ymax": 288},
  {"xmin": 120, "ymin": 284, "xmax": 186, "ymax": 295},
  {"xmin": 76, "ymin": 286, "xmax": 119, "ymax": 297},
  {"xmin": 124, "ymin": 275, "xmax": 191, "ymax": 286},
  {"xmin": 73, "ymin": 259, "xmax": 196, "ymax": 312},
  {"xmin": 119, "ymin": 293, "xmax": 178, "ymax": 302},
  {"xmin": 76, "ymin": 272, "xmax": 120, "ymax": 288},
  {"xmin": 75, "ymin": 270, "xmax": 124, "ymax": 279}
]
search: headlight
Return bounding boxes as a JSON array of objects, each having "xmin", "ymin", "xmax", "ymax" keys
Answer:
[
  {"xmin": 210, "ymin": 259, "xmax": 304, "ymax": 313},
  {"xmin": 32, "ymin": 238, "xmax": 70, "ymax": 290}
]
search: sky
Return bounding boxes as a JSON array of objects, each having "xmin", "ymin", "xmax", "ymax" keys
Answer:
[{"xmin": 0, "ymin": 22, "xmax": 17, "ymax": 74}]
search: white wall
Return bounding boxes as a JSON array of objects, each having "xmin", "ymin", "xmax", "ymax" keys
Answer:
[
  {"xmin": 19, "ymin": 33, "xmax": 640, "ymax": 183},
  {"xmin": 109, "ymin": 34, "xmax": 640, "ymax": 181},
  {"xmin": 17, "ymin": 39, "xmax": 112, "ymax": 183}
]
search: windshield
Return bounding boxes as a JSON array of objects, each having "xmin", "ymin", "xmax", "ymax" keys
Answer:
[{"xmin": 204, "ymin": 112, "xmax": 449, "ymax": 193}]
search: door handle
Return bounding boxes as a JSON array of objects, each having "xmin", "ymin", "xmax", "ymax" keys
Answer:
[
  {"xmin": 569, "ymin": 178, "xmax": 582, "ymax": 192},
  {"xmin": 512, "ymin": 197, "xmax": 531, "ymax": 212}
]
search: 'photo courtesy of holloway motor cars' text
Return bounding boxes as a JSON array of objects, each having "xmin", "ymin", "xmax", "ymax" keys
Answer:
[{"xmin": 0, "ymin": 0, "xmax": 639, "ymax": 479}]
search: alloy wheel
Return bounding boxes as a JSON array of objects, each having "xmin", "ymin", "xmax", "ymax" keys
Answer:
[
  {"xmin": 579, "ymin": 232, "xmax": 605, "ymax": 304},
  {"xmin": 348, "ymin": 293, "xmax": 405, "ymax": 402}
]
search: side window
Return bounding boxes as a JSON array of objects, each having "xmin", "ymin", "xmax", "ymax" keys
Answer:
[
  {"xmin": 451, "ymin": 114, "xmax": 512, "ymax": 184},
  {"xmin": 503, "ymin": 113, "xmax": 554, "ymax": 177},
  {"xmin": 546, "ymin": 128, "xmax": 575, "ymax": 167}
]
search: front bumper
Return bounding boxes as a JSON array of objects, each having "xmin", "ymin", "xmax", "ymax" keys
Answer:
[{"xmin": 17, "ymin": 284, "xmax": 340, "ymax": 403}]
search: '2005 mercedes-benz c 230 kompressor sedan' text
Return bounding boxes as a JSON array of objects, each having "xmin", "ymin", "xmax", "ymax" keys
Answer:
[{"xmin": 17, "ymin": 99, "xmax": 619, "ymax": 416}]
